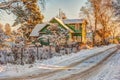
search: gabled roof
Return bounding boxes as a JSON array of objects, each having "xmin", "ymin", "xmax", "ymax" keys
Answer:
[
  {"xmin": 62, "ymin": 19, "xmax": 84, "ymax": 24},
  {"xmin": 52, "ymin": 17, "xmax": 74, "ymax": 33},
  {"xmin": 30, "ymin": 23, "xmax": 48, "ymax": 37}
]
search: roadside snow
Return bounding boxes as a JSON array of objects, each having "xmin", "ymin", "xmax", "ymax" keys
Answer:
[
  {"xmin": 0, "ymin": 44, "xmax": 117, "ymax": 78},
  {"xmin": 40, "ymin": 44, "xmax": 116, "ymax": 65},
  {"xmin": 33, "ymin": 47, "xmax": 117, "ymax": 80},
  {"xmin": 85, "ymin": 50, "xmax": 120, "ymax": 80}
]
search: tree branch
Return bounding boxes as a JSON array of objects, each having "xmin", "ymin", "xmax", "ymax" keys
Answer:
[{"xmin": 0, "ymin": 0, "xmax": 20, "ymax": 9}]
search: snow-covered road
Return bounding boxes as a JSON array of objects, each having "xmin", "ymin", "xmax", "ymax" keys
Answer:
[
  {"xmin": 0, "ymin": 44, "xmax": 119, "ymax": 80},
  {"xmin": 29, "ymin": 46, "xmax": 118, "ymax": 80},
  {"xmin": 60, "ymin": 48, "xmax": 119, "ymax": 80},
  {"xmin": 86, "ymin": 49, "xmax": 120, "ymax": 80}
]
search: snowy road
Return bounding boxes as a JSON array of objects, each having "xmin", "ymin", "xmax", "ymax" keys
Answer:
[
  {"xmin": 0, "ymin": 44, "xmax": 119, "ymax": 80},
  {"xmin": 30, "ymin": 46, "xmax": 118, "ymax": 80},
  {"xmin": 61, "ymin": 49, "xmax": 119, "ymax": 80}
]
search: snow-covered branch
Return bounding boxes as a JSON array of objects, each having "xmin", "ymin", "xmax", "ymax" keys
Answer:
[{"xmin": 0, "ymin": 0, "xmax": 20, "ymax": 9}]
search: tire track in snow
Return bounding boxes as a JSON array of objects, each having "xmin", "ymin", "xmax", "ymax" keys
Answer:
[
  {"xmin": 25, "ymin": 47, "xmax": 117, "ymax": 80},
  {"xmin": 60, "ymin": 48, "xmax": 119, "ymax": 80}
]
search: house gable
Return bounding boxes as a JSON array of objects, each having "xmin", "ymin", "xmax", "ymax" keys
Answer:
[
  {"xmin": 50, "ymin": 17, "xmax": 74, "ymax": 33},
  {"xmin": 30, "ymin": 23, "xmax": 49, "ymax": 37}
]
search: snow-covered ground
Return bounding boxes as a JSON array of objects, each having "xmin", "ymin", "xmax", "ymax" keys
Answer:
[
  {"xmin": 86, "ymin": 49, "xmax": 120, "ymax": 80},
  {"xmin": 29, "ymin": 45, "xmax": 117, "ymax": 80},
  {"xmin": 0, "ymin": 44, "xmax": 118, "ymax": 79}
]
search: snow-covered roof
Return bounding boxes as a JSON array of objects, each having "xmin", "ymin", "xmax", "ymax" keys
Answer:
[
  {"xmin": 30, "ymin": 23, "xmax": 48, "ymax": 37},
  {"xmin": 30, "ymin": 18, "xmax": 84, "ymax": 37},
  {"xmin": 54, "ymin": 17, "xmax": 74, "ymax": 33},
  {"xmin": 62, "ymin": 19, "xmax": 84, "ymax": 24}
]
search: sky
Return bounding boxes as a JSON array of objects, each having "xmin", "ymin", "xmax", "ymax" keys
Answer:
[
  {"xmin": 43, "ymin": 0, "xmax": 87, "ymax": 21},
  {"xmin": 0, "ymin": 0, "xmax": 87, "ymax": 26}
]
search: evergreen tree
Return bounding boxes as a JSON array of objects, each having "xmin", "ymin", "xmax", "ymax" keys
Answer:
[
  {"xmin": 18, "ymin": 0, "xmax": 44, "ymax": 41},
  {"xmin": 0, "ymin": 0, "xmax": 44, "ymax": 41}
]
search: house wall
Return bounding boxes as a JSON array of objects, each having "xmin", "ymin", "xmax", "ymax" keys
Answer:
[
  {"xmin": 67, "ymin": 23, "xmax": 83, "ymax": 42},
  {"xmin": 81, "ymin": 21, "xmax": 87, "ymax": 44},
  {"xmin": 68, "ymin": 23, "xmax": 82, "ymax": 31}
]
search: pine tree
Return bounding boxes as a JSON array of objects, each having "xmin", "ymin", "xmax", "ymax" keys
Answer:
[
  {"xmin": 20, "ymin": 0, "xmax": 44, "ymax": 41},
  {"xmin": 0, "ymin": 0, "xmax": 44, "ymax": 41}
]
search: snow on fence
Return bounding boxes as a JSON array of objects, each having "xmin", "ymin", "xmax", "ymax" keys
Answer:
[
  {"xmin": 0, "ymin": 44, "xmax": 117, "ymax": 65},
  {"xmin": 0, "ymin": 44, "xmax": 80, "ymax": 65}
]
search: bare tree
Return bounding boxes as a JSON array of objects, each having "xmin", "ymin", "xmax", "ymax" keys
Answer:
[{"xmin": 80, "ymin": 0, "xmax": 118, "ymax": 45}]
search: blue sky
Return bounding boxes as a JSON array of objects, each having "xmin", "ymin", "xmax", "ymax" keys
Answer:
[
  {"xmin": 0, "ymin": 0, "xmax": 87, "ymax": 25},
  {"xmin": 43, "ymin": 0, "xmax": 87, "ymax": 21}
]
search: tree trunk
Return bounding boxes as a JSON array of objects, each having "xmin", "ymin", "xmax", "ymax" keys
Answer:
[
  {"xmin": 36, "ymin": 46, "xmax": 39, "ymax": 60},
  {"xmin": 21, "ymin": 47, "xmax": 24, "ymax": 65},
  {"xmin": 93, "ymin": 17, "xmax": 97, "ymax": 46}
]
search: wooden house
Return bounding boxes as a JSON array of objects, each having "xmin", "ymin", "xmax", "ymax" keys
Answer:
[{"xmin": 30, "ymin": 17, "xmax": 87, "ymax": 44}]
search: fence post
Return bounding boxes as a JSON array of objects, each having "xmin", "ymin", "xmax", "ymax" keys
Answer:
[{"xmin": 21, "ymin": 47, "xmax": 24, "ymax": 65}]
